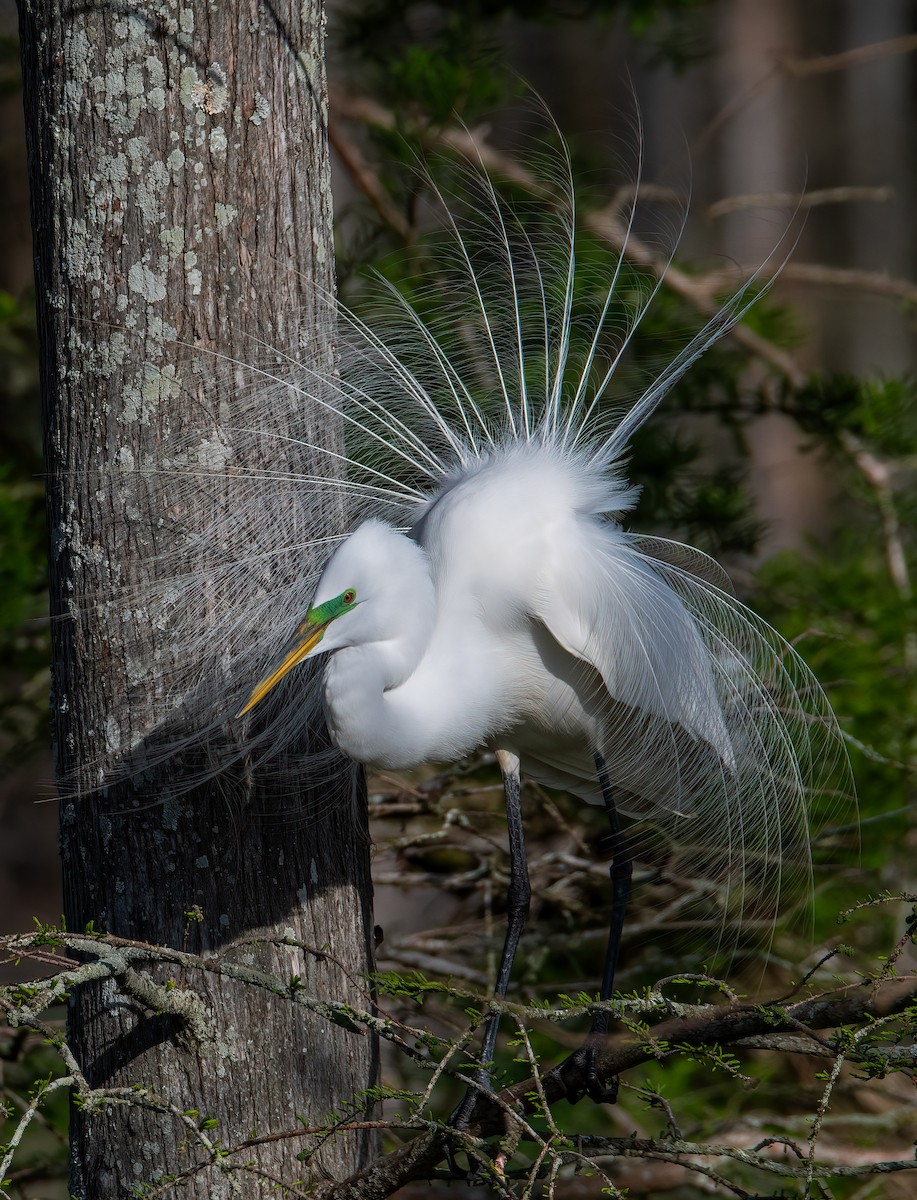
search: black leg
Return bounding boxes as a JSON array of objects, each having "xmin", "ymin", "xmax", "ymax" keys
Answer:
[
  {"xmin": 592, "ymin": 750, "xmax": 632, "ymax": 1022},
  {"xmin": 449, "ymin": 748, "xmax": 531, "ymax": 1131},
  {"xmin": 552, "ymin": 749, "xmax": 632, "ymax": 1104}
]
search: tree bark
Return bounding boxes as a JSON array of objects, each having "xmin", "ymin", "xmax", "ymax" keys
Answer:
[{"xmin": 18, "ymin": 1, "xmax": 377, "ymax": 1195}]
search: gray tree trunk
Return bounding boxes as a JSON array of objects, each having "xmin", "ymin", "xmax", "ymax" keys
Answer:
[{"xmin": 18, "ymin": 1, "xmax": 377, "ymax": 1195}]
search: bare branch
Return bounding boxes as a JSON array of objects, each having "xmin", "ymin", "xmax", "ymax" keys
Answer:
[
  {"xmin": 704, "ymin": 261, "xmax": 917, "ymax": 308},
  {"xmin": 708, "ymin": 186, "xmax": 894, "ymax": 219},
  {"xmin": 329, "ymin": 117, "xmax": 414, "ymax": 241},
  {"xmin": 783, "ymin": 34, "xmax": 917, "ymax": 78}
]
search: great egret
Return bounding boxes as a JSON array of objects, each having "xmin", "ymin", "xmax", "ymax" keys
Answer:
[
  {"xmin": 89, "ymin": 116, "xmax": 848, "ymax": 1126},
  {"xmin": 218, "ymin": 134, "xmax": 849, "ymax": 1118}
]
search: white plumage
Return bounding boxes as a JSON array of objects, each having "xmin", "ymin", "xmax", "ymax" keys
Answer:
[{"xmin": 300, "ymin": 444, "xmax": 732, "ymax": 805}]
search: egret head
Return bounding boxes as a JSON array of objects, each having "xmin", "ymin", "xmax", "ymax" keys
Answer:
[{"xmin": 236, "ymin": 518, "xmax": 430, "ymax": 716}]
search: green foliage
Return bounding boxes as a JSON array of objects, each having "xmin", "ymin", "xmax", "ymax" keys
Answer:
[
  {"xmin": 0, "ymin": 289, "xmax": 47, "ymax": 768},
  {"xmin": 370, "ymin": 968, "xmax": 454, "ymax": 1002},
  {"xmin": 754, "ymin": 369, "xmax": 915, "ymax": 905},
  {"xmin": 0, "ymin": 463, "xmax": 44, "ymax": 632},
  {"xmin": 29, "ymin": 918, "xmax": 70, "ymax": 950},
  {"xmin": 338, "ymin": 0, "xmax": 716, "ymax": 69},
  {"xmin": 0, "ymin": 1020, "xmax": 69, "ymax": 1193},
  {"xmin": 790, "ymin": 372, "xmax": 917, "ymax": 454}
]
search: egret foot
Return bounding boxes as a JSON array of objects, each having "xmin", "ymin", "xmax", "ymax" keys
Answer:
[
  {"xmin": 448, "ymin": 1081, "xmax": 484, "ymax": 1131},
  {"xmin": 443, "ymin": 1078, "xmax": 489, "ymax": 1179},
  {"xmin": 550, "ymin": 1040, "xmax": 619, "ymax": 1106}
]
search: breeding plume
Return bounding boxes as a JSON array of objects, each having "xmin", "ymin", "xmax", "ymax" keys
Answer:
[{"xmin": 122, "ymin": 129, "xmax": 846, "ymax": 1108}]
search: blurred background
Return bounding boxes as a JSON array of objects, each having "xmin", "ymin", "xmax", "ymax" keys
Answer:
[{"xmin": 0, "ymin": 0, "xmax": 915, "ymax": 1195}]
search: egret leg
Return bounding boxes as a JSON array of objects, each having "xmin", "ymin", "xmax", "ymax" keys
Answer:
[
  {"xmin": 449, "ymin": 748, "xmax": 531, "ymax": 1131},
  {"xmin": 594, "ymin": 751, "xmax": 631, "ymax": 1013},
  {"xmin": 554, "ymin": 749, "xmax": 632, "ymax": 1104}
]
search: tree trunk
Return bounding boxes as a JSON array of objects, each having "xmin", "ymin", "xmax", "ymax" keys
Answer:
[{"xmin": 18, "ymin": 1, "xmax": 377, "ymax": 1195}]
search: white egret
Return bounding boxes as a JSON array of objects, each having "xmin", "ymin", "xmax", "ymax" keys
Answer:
[
  {"xmin": 220, "ymin": 133, "xmax": 849, "ymax": 1119},
  {"xmin": 94, "ymin": 117, "xmax": 848, "ymax": 1125}
]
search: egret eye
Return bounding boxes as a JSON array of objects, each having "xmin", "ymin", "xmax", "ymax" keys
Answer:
[{"xmin": 342, "ymin": 589, "xmax": 356, "ymax": 605}]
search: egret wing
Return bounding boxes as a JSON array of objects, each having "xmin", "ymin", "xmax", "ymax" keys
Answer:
[{"xmin": 532, "ymin": 520, "xmax": 735, "ymax": 801}]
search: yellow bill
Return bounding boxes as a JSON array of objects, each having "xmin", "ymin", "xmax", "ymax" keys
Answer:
[{"xmin": 236, "ymin": 621, "xmax": 328, "ymax": 717}]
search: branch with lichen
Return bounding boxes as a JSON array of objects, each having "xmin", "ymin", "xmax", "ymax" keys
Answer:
[{"xmin": 3, "ymin": 911, "xmax": 917, "ymax": 1199}]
